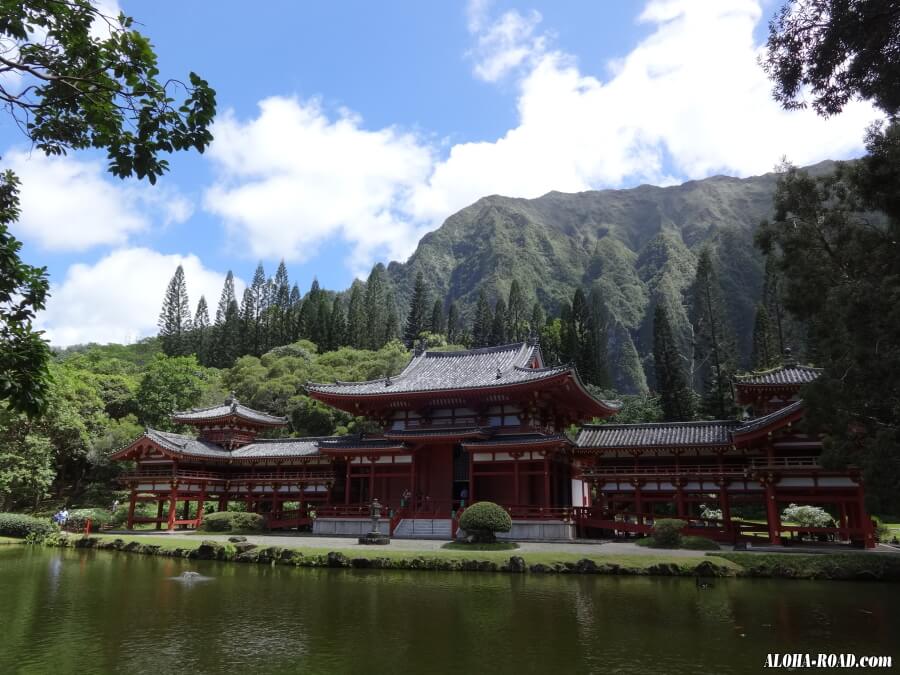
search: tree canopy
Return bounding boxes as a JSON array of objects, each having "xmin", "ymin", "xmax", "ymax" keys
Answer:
[
  {"xmin": 763, "ymin": 0, "xmax": 900, "ymax": 117},
  {"xmin": 0, "ymin": 1, "xmax": 216, "ymax": 418}
]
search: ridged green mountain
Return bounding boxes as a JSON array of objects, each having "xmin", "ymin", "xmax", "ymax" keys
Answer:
[{"xmin": 383, "ymin": 162, "xmax": 835, "ymax": 394}]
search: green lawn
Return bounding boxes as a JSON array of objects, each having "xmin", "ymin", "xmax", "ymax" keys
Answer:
[{"xmin": 0, "ymin": 536, "xmax": 23, "ymax": 545}]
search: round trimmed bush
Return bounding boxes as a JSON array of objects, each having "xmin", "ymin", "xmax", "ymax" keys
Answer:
[
  {"xmin": 651, "ymin": 518, "xmax": 687, "ymax": 548},
  {"xmin": 458, "ymin": 501, "xmax": 512, "ymax": 544},
  {"xmin": 0, "ymin": 513, "xmax": 54, "ymax": 539},
  {"xmin": 200, "ymin": 511, "xmax": 264, "ymax": 532}
]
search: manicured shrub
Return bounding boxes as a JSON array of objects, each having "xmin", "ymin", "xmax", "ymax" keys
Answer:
[
  {"xmin": 781, "ymin": 503, "xmax": 832, "ymax": 528},
  {"xmin": 0, "ymin": 513, "xmax": 54, "ymax": 538},
  {"xmin": 680, "ymin": 535, "xmax": 721, "ymax": 550},
  {"xmin": 199, "ymin": 511, "xmax": 265, "ymax": 532},
  {"xmin": 458, "ymin": 501, "xmax": 512, "ymax": 543},
  {"xmin": 67, "ymin": 509, "xmax": 113, "ymax": 530},
  {"xmin": 651, "ymin": 519, "xmax": 687, "ymax": 548}
]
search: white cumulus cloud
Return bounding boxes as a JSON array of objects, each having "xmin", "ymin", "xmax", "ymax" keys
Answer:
[
  {"xmin": 5, "ymin": 150, "xmax": 193, "ymax": 251},
  {"xmin": 38, "ymin": 248, "xmax": 243, "ymax": 347},
  {"xmin": 203, "ymin": 0, "xmax": 878, "ymax": 277},
  {"xmin": 204, "ymin": 97, "xmax": 434, "ymax": 271}
]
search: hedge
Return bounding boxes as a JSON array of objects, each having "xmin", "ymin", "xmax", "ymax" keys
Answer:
[
  {"xmin": 0, "ymin": 513, "xmax": 54, "ymax": 538},
  {"xmin": 199, "ymin": 511, "xmax": 265, "ymax": 532},
  {"xmin": 66, "ymin": 509, "xmax": 115, "ymax": 530}
]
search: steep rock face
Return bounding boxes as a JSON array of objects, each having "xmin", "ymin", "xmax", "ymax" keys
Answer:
[{"xmin": 381, "ymin": 162, "xmax": 835, "ymax": 392}]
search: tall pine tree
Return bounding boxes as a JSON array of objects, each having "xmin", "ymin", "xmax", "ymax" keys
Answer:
[
  {"xmin": 471, "ymin": 289, "xmax": 492, "ymax": 348},
  {"xmin": 364, "ymin": 264, "xmax": 389, "ymax": 349},
  {"xmin": 327, "ymin": 295, "xmax": 345, "ymax": 350},
  {"xmin": 158, "ymin": 265, "xmax": 192, "ymax": 356},
  {"xmin": 346, "ymin": 280, "xmax": 366, "ymax": 349},
  {"xmin": 404, "ymin": 271, "xmax": 429, "ymax": 345},
  {"xmin": 751, "ymin": 303, "xmax": 779, "ymax": 370},
  {"xmin": 430, "ymin": 299, "xmax": 445, "ymax": 335},
  {"xmin": 212, "ymin": 271, "xmax": 240, "ymax": 367},
  {"xmin": 193, "ymin": 295, "xmax": 211, "ymax": 365},
  {"xmin": 447, "ymin": 302, "xmax": 460, "ymax": 343},
  {"xmin": 506, "ymin": 280, "xmax": 528, "ymax": 342},
  {"xmin": 530, "ymin": 302, "xmax": 545, "ymax": 338},
  {"xmin": 653, "ymin": 303, "xmax": 695, "ymax": 421},
  {"xmin": 383, "ymin": 290, "xmax": 400, "ymax": 344},
  {"xmin": 689, "ymin": 248, "xmax": 737, "ymax": 419},
  {"xmin": 249, "ymin": 262, "xmax": 267, "ymax": 355},
  {"xmin": 490, "ymin": 298, "xmax": 507, "ymax": 345}
]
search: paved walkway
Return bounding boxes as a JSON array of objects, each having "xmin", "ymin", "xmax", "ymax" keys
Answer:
[{"xmin": 105, "ymin": 530, "xmax": 723, "ymax": 557}]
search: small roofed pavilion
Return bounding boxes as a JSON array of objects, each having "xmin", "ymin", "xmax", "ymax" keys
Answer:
[
  {"xmin": 112, "ymin": 393, "xmax": 335, "ymax": 531},
  {"xmin": 572, "ymin": 363, "xmax": 875, "ymax": 548}
]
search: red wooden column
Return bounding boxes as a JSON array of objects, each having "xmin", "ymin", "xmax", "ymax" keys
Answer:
[
  {"xmin": 513, "ymin": 454, "xmax": 521, "ymax": 505},
  {"xmin": 675, "ymin": 479, "xmax": 686, "ymax": 518},
  {"xmin": 369, "ymin": 458, "xmax": 376, "ymax": 501},
  {"xmin": 542, "ymin": 454, "xmax": 550, "ymax": 511},
  {"xmin": 763, "ymin": 477, "xmax": 781, "ymax": 545},
  {"xmin": 634, "ymin": 481, "xmax": 643, "ymax": 525},
  {"xmin": 467, "ymin": 450, "xmax": 474, "ymax": 503},
  {"xmin": 196, "ymin": 483, "xmax": 207, "ymax": 527},
  {"xmin": 857, "ymin": 484, "xmax": 875, "ymax": 549},
  {"xmin": 167, "ymin": 483, "xmax": 179, "ymax": 531},
  {"xmin": 344, "ymin": 460, "xmax": 352, "ymax": 505},
  {"xmin": 718, "ymin": 480, "xmax": 732, "ymax": 539},
  {"xmin": 126, "ymin": 487, "xmax": 137, "ymax": 530}
]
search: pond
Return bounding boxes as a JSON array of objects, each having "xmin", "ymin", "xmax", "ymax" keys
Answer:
[{"xmin": 0, "ymin": 547, "xmax": 897, "ymax": 674}]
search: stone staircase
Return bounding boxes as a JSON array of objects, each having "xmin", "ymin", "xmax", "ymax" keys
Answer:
[{"xmin": 392, "ymin": 518, "xmax": 452, "ymax": 539}]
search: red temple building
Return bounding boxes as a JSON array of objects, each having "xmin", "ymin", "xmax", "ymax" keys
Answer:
[{"xmin": 112, "ymin": 341, "xmax": 874, "ymax": 547}]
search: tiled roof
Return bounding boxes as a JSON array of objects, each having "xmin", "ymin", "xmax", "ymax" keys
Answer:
[
  {"xmin": 172, "ymin": 396, "xmax": 287, "ymax": 426},
  {"xmin": 576, "ymin": 400, "xmax": 809, "ymax": 449},
  {"xmin": 575, "ymin": 421, "xmax": 738, "ymax": 449},
  {"xmin": 145, "ymin": 429, "xmax": 230, "ymax": 458},
  {"xmin": 734, "ymin": 365, "xmax": 821, "ymax": 387},
  {"xmin": 144, "ymin": 429, "xmax": 325, "ymax": 459},
  {"xmin": 232, "ymin": 438, "xmax": 325, "ymax": 458},
  {"xmin": 305, "ymin": 342, "xmax": 571, "ymax": 396},
  {"xmin": 733, "ymin": 400, "xmax": 805, "ymax": 435}
]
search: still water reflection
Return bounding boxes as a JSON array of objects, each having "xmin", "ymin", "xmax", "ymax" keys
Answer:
[{"xmin": 0, "ymin": 547, "xmax": 897, "ymax": 674}]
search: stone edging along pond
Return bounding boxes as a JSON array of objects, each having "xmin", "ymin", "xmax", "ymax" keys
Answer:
[{"xmin": 45, "ymin": 536, "xmax": 900, "ymax": 581}]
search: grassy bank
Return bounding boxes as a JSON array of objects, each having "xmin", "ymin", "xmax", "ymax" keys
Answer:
[
  {"xmin": 715, "ymin": 552, "xmax": 900, "ymax": 581},
  {"xmin": 9, "ymin": 532, "xmax": 897, "ymax": 580}
]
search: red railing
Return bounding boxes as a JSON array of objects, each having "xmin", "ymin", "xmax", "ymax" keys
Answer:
[
  {"xmin": 119, "ymin": 468, "xmax": 335, "ymax": 483},
  {"xmin": 581, "ymin": 456, "xmax": 822, "ymax": 479}
]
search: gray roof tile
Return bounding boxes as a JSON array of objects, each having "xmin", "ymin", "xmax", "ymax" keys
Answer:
[
  {"xmin": 144, "ymin": 429, "xmax": 326, "ymax": 459},
  {"xmin": 733, "ymin": 400, "xmax": 805, "ymax": 435},
  {"xmin": 172, "ymin": 398, "xmax": 287, "ymax": 425},
  {"xmin": 575, "ymin": 421, "xmax": 738, "ymax": 449},
  {"xmin": 734, "ymin": 365, "xmax": 821, "ymax": 387},
  {"xmin": 576, "ymin": 400, "xmax": 809, "ymax": 449},
  {"xmin": 306, "ymin": 342, "xmax": 570, "ymax": 395}
]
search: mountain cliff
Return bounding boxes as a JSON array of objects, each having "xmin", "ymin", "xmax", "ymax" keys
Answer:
[{"xmin": 383, "ymin": 162, "xmax": 835, "ymax": 393}]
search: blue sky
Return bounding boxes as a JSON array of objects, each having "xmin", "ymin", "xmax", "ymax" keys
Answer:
[{"xmin": 1, "ymin": 0, "xmax": 878, "ymax": 346}]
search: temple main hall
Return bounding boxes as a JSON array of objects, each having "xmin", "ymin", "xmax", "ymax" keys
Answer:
[{"xmin": 112, "ymin": 340, "xmax": 875, "ymax": 547}]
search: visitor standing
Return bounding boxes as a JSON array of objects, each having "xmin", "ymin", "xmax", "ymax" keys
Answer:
[{"xmin": 60, "ymin": 507, "xmax": 69, "ymax": 531}]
